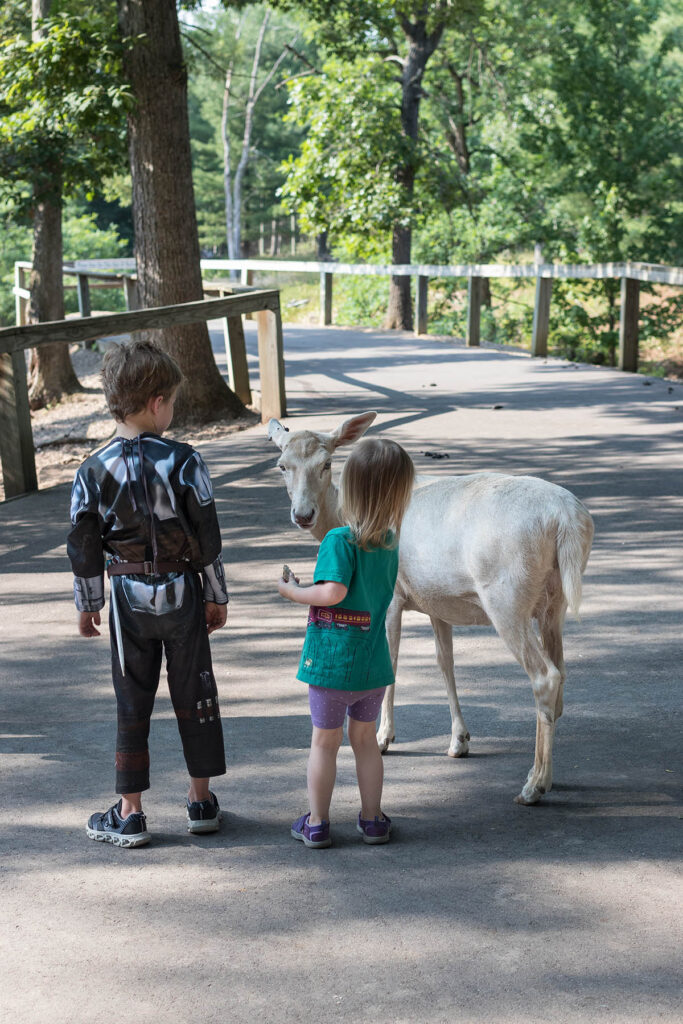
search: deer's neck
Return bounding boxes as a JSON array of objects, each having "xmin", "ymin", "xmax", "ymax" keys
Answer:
[{"xmin": 311, "ymin": 479, "xmax": 342, "ymax": 543}]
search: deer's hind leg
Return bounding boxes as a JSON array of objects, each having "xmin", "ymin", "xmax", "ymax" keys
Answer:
[
  {"xmin": 430, "ymin": 616, "xmax": 470, "ymax": 757},
  {"xmin": 480, "ymin": 587, "xmax": 563, "ymax": 805},
  {"xmin": 377, "ymin": 593, "xmax": 404, "ymax": 752},
  {"xmin": 538, "ymin": 584, "xmax": 568, "ymax": 724}
]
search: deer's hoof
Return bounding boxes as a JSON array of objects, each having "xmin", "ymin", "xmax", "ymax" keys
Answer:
[
  {"xmin": 447, "ymin": 733, "xmax": 470, "ymax": 758},
  {"xmin": 514, "ymin": 784, "xmax": 545, "ymax": 805},
  {"xmin": 377, "ymin": 734, "xmax": 395, "ymax": 754}
]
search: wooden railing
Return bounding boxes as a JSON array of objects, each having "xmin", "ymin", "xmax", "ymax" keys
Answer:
[
  {"xmin": 32, "ymin": 257, "xmax": 683, "ymax": 374},
  {"xmin": 0, "ymin": 286, "xmax": 285, "ymax": 500},
  {"xmin": 200, "ymin": 257, "xmax": 683, "ymax": 373}
]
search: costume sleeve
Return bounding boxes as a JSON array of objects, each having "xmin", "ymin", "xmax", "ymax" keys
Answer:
[
  {"xmin": 313, "ymin": 530, "xmax": 355, "ymax": 588},
  {"xmin": 178, "ymin": 451, "xmax": 229, "ymax": 604},
  {"xmin": 66, "ymin": 468, "xmax": 105, "ymax": 612}
]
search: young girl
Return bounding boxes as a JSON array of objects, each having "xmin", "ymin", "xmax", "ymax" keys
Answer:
[{"xmin": 278, "ymin": 437, "xmax": 415, "ymax": 848}]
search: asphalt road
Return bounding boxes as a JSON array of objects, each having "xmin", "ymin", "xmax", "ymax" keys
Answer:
[{"xmin": 1, "ymin": 324, "xmax": 681, "ymax": 1023}]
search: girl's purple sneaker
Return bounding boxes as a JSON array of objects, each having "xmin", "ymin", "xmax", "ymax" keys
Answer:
[
  {"xmin": 291, "ymin": 812, "xmax": 331, "ymax": 848},
  {"xmin": 357, "ymin": 812, "xmax": 391, "ymax": 844}
]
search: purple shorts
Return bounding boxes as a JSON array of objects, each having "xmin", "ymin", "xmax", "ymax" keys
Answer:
[{"xmin": 308, "ymin": 685, "xmax": 387, "ymax": 730}]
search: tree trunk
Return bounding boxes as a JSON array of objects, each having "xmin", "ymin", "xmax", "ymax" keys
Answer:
[
  {"xmin": 117, "ymin": 0, "xmax": 244, "ymax": 425},
  {"xmin": 385, "ymin": 19, "xmax": 443, "ymax": 330},
  {"xmin": 27, "ymin": 0, "xmax": 82, "ymax": 410},
  {"xmin": 386, "ymin": 224, "xmax": 413, "ymax": 331},
  {"xmin": 316, "ymin": 231, "xmax": 331, "ymax": 260}
]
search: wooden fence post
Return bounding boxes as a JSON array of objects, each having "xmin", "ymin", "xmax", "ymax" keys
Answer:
[
  {"xmin": 241, "ymin": 268, "xmax": 255, "ymax": 320},
  {"xmin": 0, "ymin": 350, "xmax": 37, "ymax": 498},
  {"xmin": 618, "ymin": 277, "xmax": 640, "ymax": 372},
  {"xmin": 531, "ymin": 276, "xmax": 552, "ymax": 357},
  {"xmin": 256, "ymin": 298, "xmax": 286, "ymax": 422},
  {"xmin": 14, "ymin": 265, "xmax": 29, "ymax": 326},
  {"xmin": 76, "ymin": 274, "xmax": 96, "ymax": 349},
  {"xmin": 77, "ymin": 274, "xmax": 92, "ymax": 318},
  {"xmin": 416, "ymin": 275, "xmax": 429, "ymax": 336},
  {"xmin": 467, "ymin": 276, "xmax": 482, "ymax": 346},
  {"xmin": 223, "ymin": 316, "xmax": 252, "ymax": 405},
  {"xmin": 320, "ymin": 271, "xmax": 333, "ymax": 326},
  {"xmin": 123, "ymin": 276, "xmax": 139, "ymax": 311}
]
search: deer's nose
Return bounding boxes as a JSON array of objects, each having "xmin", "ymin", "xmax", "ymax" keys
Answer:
[{"xmin": 294, "ymin": 510, "xmax": 315, "ymax": 528}]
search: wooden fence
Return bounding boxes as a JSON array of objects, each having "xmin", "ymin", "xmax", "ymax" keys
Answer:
[
  {"xmin": 47, "ymin": 257, "xmax": 683, "ymax": 374},
  {"xmin": 0, "ymin": 284, "xmax": 285, "ymax": 499},
  {"xmin": 5, "ymin": 254, "xmax": 682, "ymax": 499},
  {"xmin": 200, "ymin": 257, "xmax": 683, "ymax": 373}
]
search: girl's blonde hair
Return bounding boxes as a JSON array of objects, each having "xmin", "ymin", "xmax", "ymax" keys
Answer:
[{"xmin": 339, "ymin": 438, "xmax": 415, "ymax": 550}]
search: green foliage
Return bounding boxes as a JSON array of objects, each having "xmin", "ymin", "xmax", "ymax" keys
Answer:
[
  {"xmin": 0, "ymin": 6, "xmax": 130, "ymax": 215},
  {"xmin": 280, "ymin": 55, "xmax": 407, "ymax": 248},
  {"xmin": 334, "ymin": 276, "xmax": 391, "ymax": 328},
  {"xmin": 0, "ymin": 201, "xmax": 128, "ymax": 326}
]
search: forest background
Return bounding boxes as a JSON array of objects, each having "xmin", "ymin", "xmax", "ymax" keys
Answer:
[{"xmin": 1, "ymin": 0, "xmax": 682, "ymax": 375}]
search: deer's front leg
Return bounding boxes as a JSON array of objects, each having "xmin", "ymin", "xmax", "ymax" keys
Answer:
[
  {"xmin": 377, "ymin": 594, "xmax": 403, "ymax": 752},
  {"xmin": 430, "ymin": 616, "xmax": 470, "ymax": 757}
]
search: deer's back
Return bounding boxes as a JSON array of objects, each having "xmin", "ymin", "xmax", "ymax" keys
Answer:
[{"xmin": 397, "ymin": 473, "xmax": 585, "ymax": 621}]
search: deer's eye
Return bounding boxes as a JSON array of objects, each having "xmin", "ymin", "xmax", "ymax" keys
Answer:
[
  {"xmin": 322, "ymin": 461, "xmax": 332, "ymax": 473},
  {"xmin": 278, "ymin": 464, "xmax": 287, "ymax": 472}
]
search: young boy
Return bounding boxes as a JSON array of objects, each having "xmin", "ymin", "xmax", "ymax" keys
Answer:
[{"xmin": 67, "ymin": 339, "xmax": 228, "ymax": 847}]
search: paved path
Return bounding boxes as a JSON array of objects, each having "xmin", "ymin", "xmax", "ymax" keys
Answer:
[{"xmin": 1, "ymin": 325, "xmax": 682, "ymax": 1023}]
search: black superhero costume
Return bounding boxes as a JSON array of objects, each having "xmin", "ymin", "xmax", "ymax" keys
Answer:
[{"xmin": 67, "ymin": 433, "xmax": 227, "ymax": 793}]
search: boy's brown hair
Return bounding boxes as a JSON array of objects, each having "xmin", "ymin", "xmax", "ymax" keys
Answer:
[
  {"xmin": 101, "ymin": 339, "xmax": 182, "ymax": 422},
  {"xmin": 339, "ymin": 438, "xmax": 415, "ymax": 550}
]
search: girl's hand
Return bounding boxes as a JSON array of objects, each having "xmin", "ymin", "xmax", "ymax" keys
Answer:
[
  {"xmin": 278, "ymin": 577, "xmax": 299, "ymax": 599},
  {"xmin": 79, "ymin": 611, "xmax": 101, "ymax": 637}
]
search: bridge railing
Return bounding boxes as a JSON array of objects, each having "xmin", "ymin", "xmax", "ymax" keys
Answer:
[{"xmin": 0, "ymin": 286, "xmax": 285, "ymax": 500}]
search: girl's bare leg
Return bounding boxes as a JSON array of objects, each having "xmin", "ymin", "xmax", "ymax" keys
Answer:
[
  {"xmin": 348, "ymin": 718, "xmax": 384, "ymax": 819},
  {"xmin": 308, "ymin": 726, "xmax": 343, "ymax": 824}
]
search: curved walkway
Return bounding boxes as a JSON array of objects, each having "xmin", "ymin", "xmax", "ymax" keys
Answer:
[{"xmin": 1, "ymin": 325, "xmax": 682, "ymax": 1023}]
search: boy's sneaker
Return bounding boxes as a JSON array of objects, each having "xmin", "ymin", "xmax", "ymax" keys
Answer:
[
  {"xmin": 291, "ymin": 812, "xmax": 331, "ymax": 848},
  {"xmin": 357, "ymin": 812, "xmax": 391, "ymax": 845},
  {"xmin": 186, "ymin": 791, "xmax": 222, "ymax": 834},
  {"xmin": 86, "ymin": 801, "xmax": 151, "ymax": 848}
]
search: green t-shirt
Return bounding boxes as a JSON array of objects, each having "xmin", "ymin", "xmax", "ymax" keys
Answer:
[{"xmin": 296, "ymin": 526, "xmax": 399, "ymax": 690}]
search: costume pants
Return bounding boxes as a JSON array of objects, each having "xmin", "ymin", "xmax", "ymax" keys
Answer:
[{"xmin": 109, "ymin": 572, "xmax": 226, "ymax": 793}]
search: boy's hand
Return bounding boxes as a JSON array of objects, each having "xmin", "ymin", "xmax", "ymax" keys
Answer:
[
  {"xmin": 79, "ymin": 611, "xmax": 101, "ymax": 637},
  {"xmin": 205, "ymin": 602, "xmax": 228, "ymax": 634}
]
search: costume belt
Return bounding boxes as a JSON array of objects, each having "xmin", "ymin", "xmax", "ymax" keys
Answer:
[{"xmin": 107, "ymin": 560, "xmax": 192, "ymax": 577}]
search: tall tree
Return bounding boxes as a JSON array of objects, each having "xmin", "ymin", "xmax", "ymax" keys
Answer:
[
  {"xmin": 26, "ymin": 0, "xmax": 77, "ymax": 409},
  {"xmin": 183, "ymin": 4, "xmax": 307, "ymax": 260},
  {"xmin": 0, "ymin": 0, "xmax": 130, "ymax": 407},
  {"xmin": 117, "ymin": 0, "xmax": 244, "ymax": 424},
  {"xmin": 276, "ymin": 0, "xmax": 482, "ymax": 328}
]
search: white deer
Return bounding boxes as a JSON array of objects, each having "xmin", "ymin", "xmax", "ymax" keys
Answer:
[{"xmin": 268, "ymin": 411, "xmax": 594, "ymax": 805}]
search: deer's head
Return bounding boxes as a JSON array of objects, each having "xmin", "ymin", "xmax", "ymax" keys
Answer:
[{"xmin": 267, "ymin": 412, "xmax": 377, "ymax": 533}]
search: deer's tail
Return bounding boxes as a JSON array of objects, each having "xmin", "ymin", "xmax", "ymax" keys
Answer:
[{"xmin": 556, "ymin": 499, "xmax": 594, "ymax": 618}]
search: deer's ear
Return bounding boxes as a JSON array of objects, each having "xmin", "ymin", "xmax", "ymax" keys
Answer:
[
  {"xmin": 330, "ymin": 412, "xmax": 377, "ymax": 449},
  {"xmin": 267, "ymin": 418, "xmax": 290, "ymax": 450}
]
